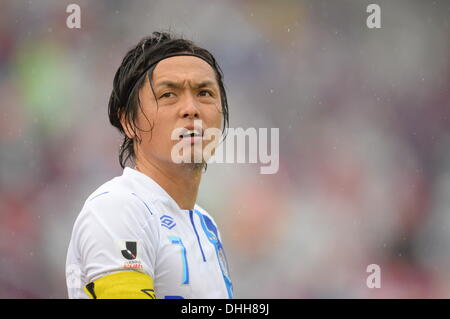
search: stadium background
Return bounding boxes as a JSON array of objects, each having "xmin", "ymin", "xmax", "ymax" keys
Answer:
[{"xmin": 0, "ymin": 0, "xmax": 449, "ymax": 298}]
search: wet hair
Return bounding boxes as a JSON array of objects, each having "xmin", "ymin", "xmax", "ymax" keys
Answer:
[{"xmin": 108, "ymin": 31, "xmax": 229, "ymax": 168}]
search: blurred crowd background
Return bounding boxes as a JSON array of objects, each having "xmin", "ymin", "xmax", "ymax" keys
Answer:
[{"xmin": 0, "ymin": 0, "xmax": 449, "ymax": 298}]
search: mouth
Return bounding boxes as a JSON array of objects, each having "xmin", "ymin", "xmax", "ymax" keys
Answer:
[{"xmin": 179, "ymin": 129, "xmax": 202, "ymax": 139}]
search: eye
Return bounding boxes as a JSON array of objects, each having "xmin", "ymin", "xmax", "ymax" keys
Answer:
[
  {"xmin": 198, "ymin": 90, "xmax": 214, "ymax": 97},
  {"xmin": 160, "ymin": 92, "xmax": 176, "ymax": 99}
]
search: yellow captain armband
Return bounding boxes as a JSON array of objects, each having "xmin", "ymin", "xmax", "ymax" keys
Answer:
[{"xmin": 83, "ymin": 271, "xmax": 156, "ymax": 299}]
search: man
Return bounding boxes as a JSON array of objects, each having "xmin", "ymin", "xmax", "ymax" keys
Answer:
[{"xmin": 66, "ymin": 32, "xmax": 233, "ymax": 299}]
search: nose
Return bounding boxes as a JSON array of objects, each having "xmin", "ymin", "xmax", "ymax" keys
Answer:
[{"xmin": 179, "ymin": 93, "xmax": 200, "ymax": 119}]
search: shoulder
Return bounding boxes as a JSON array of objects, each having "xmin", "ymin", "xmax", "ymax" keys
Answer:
[
  {"xmin": 70, "ymin": 177, "xmax": 162, "ymax": 258},
  {"xmin": 73, "ymin": 175, "xmax": 159, "ymax": 238},
  {"xmin": 83, "ymin": 191, "xmax": 154, "ymax": 222},
  {"xmin": 83, "ymin": 170, "xmax": 160, "ymax": 216}
]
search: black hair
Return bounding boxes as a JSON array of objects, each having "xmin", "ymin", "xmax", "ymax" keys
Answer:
[{"xmin": 108, "ymin": 31, "xmax": 229, "ymax": 168}]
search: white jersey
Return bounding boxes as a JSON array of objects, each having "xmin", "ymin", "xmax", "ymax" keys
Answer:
[{"xmin": 66, "ymin": 167, "xmax": 233, "ymax": 299}]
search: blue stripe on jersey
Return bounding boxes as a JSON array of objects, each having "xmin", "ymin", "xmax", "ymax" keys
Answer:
[
  {"xmin": 168, "ymin": 236, "xmax": 189, "ymax": 284},
  {"xmin": 189, "ymin": 210, "xmax": 207, "ymax": 262},
  {"xmin": 193, "ymin": 209, "xmax": 233, "ymax": 299},
  {"xmin": 131, "ymin": 192, "xmax": 153, "ymax": 215},
  {"xmin": 89, "ymin": 191, "xmax": 110, "ymax": 201}
]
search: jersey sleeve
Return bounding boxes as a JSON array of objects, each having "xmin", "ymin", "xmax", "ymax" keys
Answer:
[{"xmin": 72, "ymin": 191, "xmax": 159, "ymax": 298}]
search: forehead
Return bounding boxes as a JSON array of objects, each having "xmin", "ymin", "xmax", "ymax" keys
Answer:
[{"xmin": 151, "ymin": 56, "xmax": 217, "ymax": 84}]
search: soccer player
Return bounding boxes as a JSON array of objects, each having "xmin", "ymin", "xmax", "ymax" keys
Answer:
[{"xmin": 66, "ymin": 32, "xmax": 233, "ymax": 299}]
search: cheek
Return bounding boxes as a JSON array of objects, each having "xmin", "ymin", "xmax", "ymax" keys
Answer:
[
  {"xmin": 143, "ymin": 112, "xmax": 175, "ymax": 147},
  {"xmin": 205, "ymin": 104, "xmax": 223, "ymax": 128}
]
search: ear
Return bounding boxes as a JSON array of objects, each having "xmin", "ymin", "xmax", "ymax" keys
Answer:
[{"xmin": 119, "ymin": 110, "xmax": 136, "ymax": 139}]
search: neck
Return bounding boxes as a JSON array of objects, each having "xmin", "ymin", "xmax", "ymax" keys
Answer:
[{"xmin": 135, "ymin": 156, "xmax": 203, "ymax": 210}]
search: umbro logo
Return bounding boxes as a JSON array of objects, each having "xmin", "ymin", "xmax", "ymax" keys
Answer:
[{"xmin": 160, "ymin": 215, "xmax": 176, "ymax": 230}]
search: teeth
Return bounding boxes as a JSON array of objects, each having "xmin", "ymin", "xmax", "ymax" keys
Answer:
[{"xmin": 180, "ymin": 129, "xmax": 201, "ymax": 138}]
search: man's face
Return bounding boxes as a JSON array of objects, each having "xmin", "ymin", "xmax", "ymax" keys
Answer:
[{"xmin": 130, "ymin": 56, "xmax": 223, "ymax": 166}]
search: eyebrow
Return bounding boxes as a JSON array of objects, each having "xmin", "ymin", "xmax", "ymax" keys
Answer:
[{"xmin": 155, "ymin": 80, "xmax": 217, "ymax": 89}]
